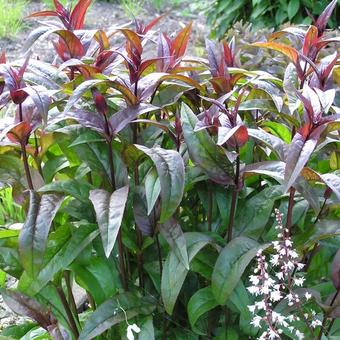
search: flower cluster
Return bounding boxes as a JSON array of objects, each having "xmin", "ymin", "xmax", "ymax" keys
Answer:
[{"xmin": 247, "ymin": 209, "xmax": 322, "ymax": 339}]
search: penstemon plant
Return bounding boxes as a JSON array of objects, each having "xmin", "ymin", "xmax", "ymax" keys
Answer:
[{"xmin": 0, "ymin": 0, "xmax": 339, "ymax": 339}]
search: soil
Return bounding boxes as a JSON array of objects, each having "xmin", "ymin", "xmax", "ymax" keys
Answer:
[{"xmin": 0, "ymin": 0, "xmax": 207, "ymax": 62}]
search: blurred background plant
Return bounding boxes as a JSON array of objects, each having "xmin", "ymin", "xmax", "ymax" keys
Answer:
[
  {"xmin": 207, "ymin": 0, "xmax": 340, "ymax": 38},
  {"xmin": 0, "ymin": 0, "xmax": 27, "ymax": 38},
  {"xmin": 0, "ymin": 188, "xmax": 25, "ymax": 225}
]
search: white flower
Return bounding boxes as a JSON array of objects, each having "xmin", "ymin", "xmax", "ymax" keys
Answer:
[
  {"xmin": 294, "ymin": 277, "xmax": 305, "ymax": 287},
  {"xmin": 255, "ymin": 300, "xmax": 266, "ymax": 310},
  {"xmin": 270, "ymin": 290, "xmax": 282, "ymax": 302},
  {"xmin": 248, "ymin": 304, "xmax": 256, "ymax": 313},
  {"xmin": 249, "ymin": 275, "xmax": 260, "ymax": 285},
  {"xmin": 296, "ymin": 330, "xmax": 304, "ymax": 340},
  {"xmin": 250, "ymin": 316, "xmax": 262, "ymax": 328},
  {"xmin": 126, "ymin": 324, "xmax": 141, "ymax": 340},
  {"xmin": 311, "ymin": 319, "xmax": 322, "ymax": 328},
  {"xmin": 247, "ymin": 285, "xmax": 260, "ymax": 295},
  {"xmin": 305, "ymin": 292, "xmax": 312, "ymax": 300}
]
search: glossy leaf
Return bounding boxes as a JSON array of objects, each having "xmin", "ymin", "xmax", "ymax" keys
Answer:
[
  {"xmin": 212, "ymin": 237, "xmax": 264, "ymax": 305},
  {"xmin": 135, "ymin": 145, "xmax": 184, "ymax": 223},
  {"xmin": 187, "ymin": 286, "xmax": 218, "ymax": 335},
  {"xmin": 159, "ymin": 218, "xmax": 189, "ymax": 270},
  {"xmin": 19, "ymin": 191, "xmax": 63, "ymax": 277},
  {"xmin": 89, "ymin": 186, "xmax": 129, "ymax": 257},
  {"xmin": 19, "ymin": 224, "xmax": 99, "ymax": 295},
  {"xmin": 161, "ymin": 232, "xmax": 213, "ymax": 314},
  {"xmin": 284, "ymin": 130, "xmax": 319, "ymax": 192},
  {"xmin": 1, "ymin": 289, "xmax": 52, "ymax": 330}
]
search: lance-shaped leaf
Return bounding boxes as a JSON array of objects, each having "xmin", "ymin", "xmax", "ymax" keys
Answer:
[
  {"xmin": 181, "ymin": 103, "xmax": 233, "ymax": 185},
  {"xmin": 135, "ymin": 145, "xmax": 184, "ymax": 223},
  {"xmin": 187, "ymin": 286, "xmax": 218, "ymax": 335},
  {"xmin": 18, "ymin": 224, "xmax": 99, "ymax": 295},
  {"xmin": 212, "ymin": 237, "xmax": 266, "ymax": 305},
  {"xmin": 252, "ymin": 42, "xmax": 298, "ymax": 64},
  {"xmin": 79, "ymin": 292, "xmax": 155, "ymax": 340},
  {"xmin": 109, "ymin": 103, "xmax": 159, "ymax": 134},
  {"xmin": 1, "ymin": 289, "xmax": 53, "ymax": 329},
  {"xmin": 284, "ymin": 127, "xmax": 323, "ymax": 192},
  {"xmin": 89, "ymin": 186, "xmax": 129, "ymax": 257},
  {"xmin": 161, "ymin": 232, "xmax": 213, "ymax": 314},
  {"xmin": 19, "ymin": 191, "xmax": 63, "ymax": 277},
  {"xmin": 159, "ymin": 218, "xmax": 189, "ymax": 270}
]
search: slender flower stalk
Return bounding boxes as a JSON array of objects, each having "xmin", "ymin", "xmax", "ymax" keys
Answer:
[{"xmin": 247, "ymin": 209, "xmax": 322, "ymax": 339}]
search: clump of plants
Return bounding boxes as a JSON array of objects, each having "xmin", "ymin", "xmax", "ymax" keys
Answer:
[{"xmin": 0, "ymin": 0, "xmax": 339, "ymax": 338}]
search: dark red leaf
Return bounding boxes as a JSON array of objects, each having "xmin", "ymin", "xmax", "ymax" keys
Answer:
[
  {"xmin": 157, "ymin": 33, "xmax": 171, "ymax": 72},
  {"xmin": 70, "ymin": 0, "xmax": 92, "ymax": 29},
  {"xmin": 143, "ymin": 14, "xmax": 165, "ymax": 34},
  {"xmin": 316, "ymin": 0, "xmax": 338, "ymax": 34},
  {"xmin": 6, "ymin": 121, "xmax": 32, "ymax": 144},
  {"xmin": 54, "ymin": 30, "xmax": 85, "ymax": 60},
  {"xmin": 0, "ymin": 51, "xmax": 6, "ymax": 64},
  {"xmin": 27, "ymin": 10, "xmax": 58, "ymax": 19},
  {"xmin": 172, "ymin": 22, "xmax": 192, "ymax": 59},
  {"xmin": 302, "ymin": 25, "xmax": 318, "ymax": 56}
]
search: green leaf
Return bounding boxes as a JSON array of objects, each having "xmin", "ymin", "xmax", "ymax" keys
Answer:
[
  {"xmin": 234, "ymin": 186, "xmax": 283, "ymax": 238},
  {"xmin": 187, "ymin": 286, "xmax": 218, "ymax": 335},
  {"xmin": 181, "ymin": 103, "xmax": 233, "ymax": 185},
  {"xmin": 135, "ymin": 145, "xmax": 184, "ymax": 223},
  {"xmin": 160, "ymin": 218, "xmax": 189, "ymax": 270},
  {"xmin": 89, "ymin": 186, "xmax": 129, "ymax": 257},
  {"xmin": 261, "ymin": 122, "xmax": 291, "ymax": 143},
  {"xmin": 18, "ymin": 224, "xmax": 99, "ymax": 295},
  {"xmin": 145, "ymin": 167, "xmax": 161, "ymax": 215},
  {"xmin": 288, "ymin": 0, "xmax": 300, "ymax": 20},
  {"xmin": 38, "ymin": 179, "xmax": 94, "ymax": 203},
  {"xmin": 19, "ymin": 191, "xmax": 63, "ymax": 277},
  {"xmin": 71, "ymin": 257, "xmax": 120, "ymax": 305},
  {"xmin": 212, "ymin": 237, "xmax": 266, "ymax": 305},
  {"xmin": 161, "ymin": 232, "xmax": 213, "ymax": 314},
  {"xmin": 78, "ymin": 292, "xmax": 156, "ymax": 340}
]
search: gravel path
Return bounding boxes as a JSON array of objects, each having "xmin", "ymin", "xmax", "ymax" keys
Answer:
[{"xmin": 0, "ymin": 0, "xmax": 207, "ymax": 61}]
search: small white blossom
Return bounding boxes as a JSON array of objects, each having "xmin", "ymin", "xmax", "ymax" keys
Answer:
[
  {"xmin": 248, "ymin": 304, "xmax": 256, "ymax": 313},
  {"xmin": 126, "ymin": 324, "xmax": 140, "ymax": 340},
  {"xmin": 296, "ymin": 330, "xmax": 304, "ymax": 340},
  {"xmin": 250, "ymin": 316, "xmax": 262, "ymax": 328},
  {"xmin": 311, "ymin": 319, "xmax": 322, "ymax": 328}
]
